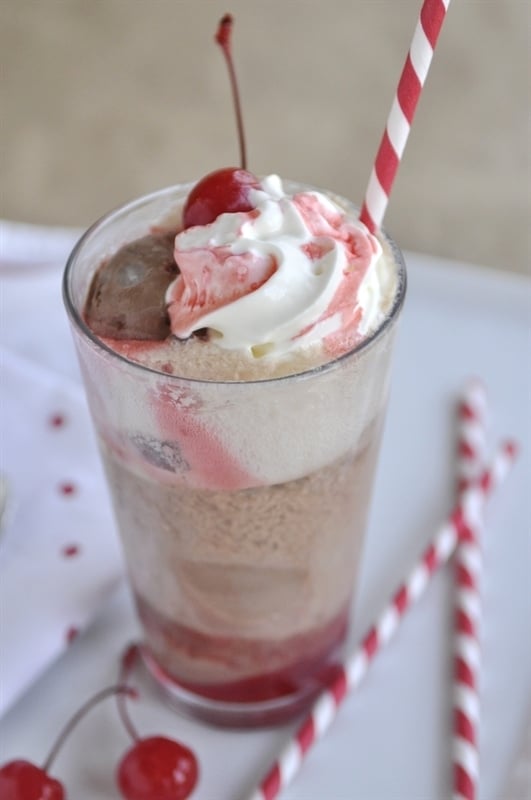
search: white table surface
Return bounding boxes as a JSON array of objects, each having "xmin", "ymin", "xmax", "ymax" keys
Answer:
[{"xmin": 0, "ymin": 251, "xmax": 530, "ymax": 800}]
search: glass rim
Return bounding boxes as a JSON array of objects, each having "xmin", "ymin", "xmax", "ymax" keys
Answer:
[{"xmin": 63, "ymin": 181, "xmax": 407, "ymax": 387}]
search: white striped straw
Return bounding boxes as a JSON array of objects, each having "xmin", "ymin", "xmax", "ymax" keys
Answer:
[
  {"xmin": 452, "ymin": 380, "xmax": 488, "ymax": 800},
  {"xmin": 359, "ymin": 0, "xmax": 452, "ymax": 233},
  {"xmin": 244, "ymin": 441, "xmax": 516, "ymax": 800}
]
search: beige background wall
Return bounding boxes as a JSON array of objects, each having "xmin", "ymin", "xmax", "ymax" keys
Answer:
[{"xmin": 1, "ymin": 0, "xmax": 529, "ymax": 274}]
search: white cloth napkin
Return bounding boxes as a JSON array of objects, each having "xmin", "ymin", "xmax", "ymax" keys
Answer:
[{"xmin": 0, "ymin": 220, "xmax": 124, "ymax": 718}]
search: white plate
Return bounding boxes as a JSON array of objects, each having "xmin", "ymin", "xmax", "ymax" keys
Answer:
[{"xmin": 1, "ymin": 252, "xmax": 530, "ymax": 800}]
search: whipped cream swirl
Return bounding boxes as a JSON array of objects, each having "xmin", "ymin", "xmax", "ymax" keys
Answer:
[{"xmin": 166, "ymin": 175, "xmax": 395, "ymax": 357}]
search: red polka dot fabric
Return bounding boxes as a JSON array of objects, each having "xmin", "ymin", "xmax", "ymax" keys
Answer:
[{"xmin": 0, "ymin": 223, "xmax": 125, "ymax": 717}]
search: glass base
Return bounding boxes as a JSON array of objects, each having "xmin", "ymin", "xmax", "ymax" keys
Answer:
[{"xmin": 140, "ymin": 647, "xmax": 322, "ymax": 728}]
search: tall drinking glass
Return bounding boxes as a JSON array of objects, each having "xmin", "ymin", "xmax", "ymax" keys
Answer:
[{"xmin": 63, "ymin": 183, "xmax": 406, "ymax": 727}]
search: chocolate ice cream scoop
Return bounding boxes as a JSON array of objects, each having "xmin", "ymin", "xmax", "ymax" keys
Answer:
[{"xmin": 85, "ymin": 232, "xmax": 178, "ymax": 340}]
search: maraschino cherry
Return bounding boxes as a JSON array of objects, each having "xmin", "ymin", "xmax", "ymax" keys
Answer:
[
  {"xmin": 115, "ymin": 644, "xmax": 199, "ymax": 800},
  {"xmin": 117, "ymin": 736, "xmax": 198, "ymax": 800},
  {"xmin": 0, "ymin": 760, "xmax": 64, "ymax": 800},
  {"xmin": 0, "ymin": 684, "xmax": 134, "ymax": 800},
  {"xmin": 183, "ymin": 14, "xmax": 259, "ymax": 229},
  {"xmin": 0, "ymin": 647, "xmax": 199, "ymax": 800}
]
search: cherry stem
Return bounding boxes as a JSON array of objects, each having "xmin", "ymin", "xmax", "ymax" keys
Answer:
[
  {"xmin": 42, "ymin": 684, "xmax": 135, "ymax": 773},
  {"xmin": 216, "ymin": 14, "xmax": 247, "ymax": 170},
  {"xmin": 117, "ymin": 644, "xmax": 142, "ymax": 744}
]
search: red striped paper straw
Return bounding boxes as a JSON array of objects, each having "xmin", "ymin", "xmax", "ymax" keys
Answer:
[
  {"xmin": 452, "ymin": 380, "xmax": 488, "ymax": 800},
  {"xmin": 245, "ymin": 442, "xmax": 516, "ymax": 800},
  {"xmin": 359, "ymin": 0, "xmax": 452, "ymax": 233},
  {"xmin": 456, "ymin": 379, "xmax": 489, "ymax": 494}
]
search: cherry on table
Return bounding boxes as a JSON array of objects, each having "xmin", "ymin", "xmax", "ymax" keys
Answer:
[
  {"xmin": 117, "ymin": 735, "xmax": 199, "ymax": 800},
  {"xmin": 116, "ymin": 646, "xmax": 199, "ymax": 800},
  {"xmin": 0, "ymin": 760, "xmax": 64, "ymax": 800},
  {"xmin": 183, "ymin": 167, "xmax": 259, "ymax": 228},
  {"xmin": 0, "ymin": 684, "xmax": 134, "ymax": 800}
]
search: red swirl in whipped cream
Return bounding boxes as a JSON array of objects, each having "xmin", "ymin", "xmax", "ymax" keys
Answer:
[{"xmin": 166, "ymin": 176, "xmax": 396, "ymax": 358}]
